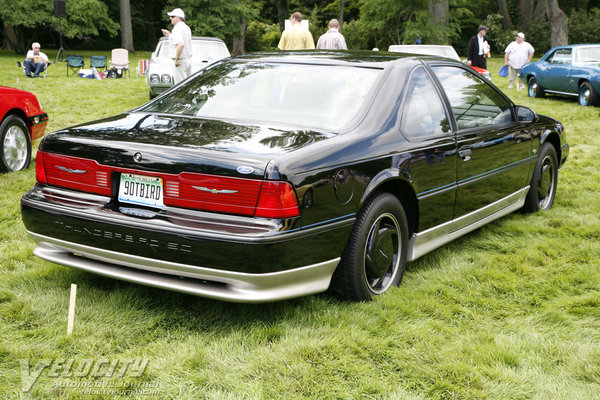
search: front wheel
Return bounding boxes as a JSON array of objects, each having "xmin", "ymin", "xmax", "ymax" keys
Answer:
[
  {"xmin": 522, "ymin": 143, "xmax": 558, "ymax": 213},
  {"xmin": 331, "ymin": 192, "xmax": 408, "ymax": 301},
  {"xmin": 0, "ymin": 115, "xmax": 31, "ymax": 172},
  {"xmin": 578, "ymin": 81, "xmax": 599, "ymax": 106},
  {"xmin": 528, "ymin": 77, "xmax": 545, "ymax": 98}
]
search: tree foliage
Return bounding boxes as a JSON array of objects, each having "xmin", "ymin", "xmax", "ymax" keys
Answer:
[{"xmin": 0, "ymin": 0, "xmax": 118, "ymax": 53}]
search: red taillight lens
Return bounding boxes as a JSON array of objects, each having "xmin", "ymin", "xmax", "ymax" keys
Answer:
[
  {"xmin": 35, "ymin": 151, "xmax": 47, "ymax": 184},
  {"xmin": 255, "ymin": 181, "xmax": 300, "ymax": 218},
  {"xmin": 38, "ymin": 151, "xmax": 300, "ymax": 219}
]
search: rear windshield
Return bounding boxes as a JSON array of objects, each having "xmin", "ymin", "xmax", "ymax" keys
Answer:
[{"xmin": 139, "ymin": 61, "xmax": 381, "ymax": 130}]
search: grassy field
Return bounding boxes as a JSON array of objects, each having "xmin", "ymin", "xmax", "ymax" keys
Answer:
[{"xmin": 1, "ymin": 50, "xmax": 599, "ymax": 399}]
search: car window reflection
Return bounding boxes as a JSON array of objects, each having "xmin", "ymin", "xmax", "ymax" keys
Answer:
[
  {"xmin": 432, "ymin": 66, "xmax": 512, "ymax": 130},
  {"xmin": 140, "ymin": 62, "xmax": 381, "ymax": 131},
  {"xmin": 400, "ymin": 66, "xmax": 450, "ymax": 138}
]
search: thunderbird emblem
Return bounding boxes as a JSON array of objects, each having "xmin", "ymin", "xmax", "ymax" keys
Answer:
[
  {"xmin": 56, "ymin": 166, "xmax": 87, "ymax": 174},
  {"xmin": 193, "ymin": 186, "xmax": 238, "ymax": 194}
]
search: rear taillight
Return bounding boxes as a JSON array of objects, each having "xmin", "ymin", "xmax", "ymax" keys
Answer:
[
  {"xmin": 38, "ymin": 151, "xmax": 300, "ymax": 219},
  {"xmin": 35, "ymin": 151, "xmax": 47, "ymax": 184},
  {"xmin": 255, "ymin": 181, "xmax": 300, "ymax": 218}
]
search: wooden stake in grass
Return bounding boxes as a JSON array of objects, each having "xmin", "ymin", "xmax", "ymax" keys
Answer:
[{"xmin": 67, "ymin": 283, "xmax": 77, "ymax": 336}]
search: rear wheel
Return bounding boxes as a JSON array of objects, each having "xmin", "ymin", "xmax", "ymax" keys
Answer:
[
  {"xmin": 0, "ymin": 115, "xmax": 31, "ymax": 172},
  {"xmin": 578, "ymin": 81, "xmax": 599, "ymax": 106},
  {"xmin": 528, "ymin": 77, "xmax": 545, "ymax": 98},
  {"xmin": 522, "ymin": 143, "xmax": 558, "ymax": 213},
  {"xmin": 331, "ymin": 192, "xmax": 408, "ymax": 301}
]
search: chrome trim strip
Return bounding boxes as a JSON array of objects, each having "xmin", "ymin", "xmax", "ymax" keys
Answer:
[
  {"xmin": 544, "ymin": 89, "xmax": 577, "ymax": 97},
  {"xmin": 29, "ymin": 232, "xmax": 340, "ymax": 303},
  {"xmin": 407, "ymin": 187, "xmax": 529, "ymax": 261}
]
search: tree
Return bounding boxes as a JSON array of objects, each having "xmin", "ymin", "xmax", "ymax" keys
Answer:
[
  {"xmin": 546, "ymin": 0, "xmax": 568, "ymax": 46},
  {"xmin": 497, "ymin": 0, "xmax": 514, "ymax": 29},
  {"xmin": 120, "ymin": 0, "xmax": 135, "ymax": 51},
  {"xmin": 165, "ymin": 0, "xmax": 259, "ymax": 53},
  {"xmin": 429, "ymin": 0, "xmax": 449, "ymax": 42},
  {"xmin": 0, "ymin": 0, "xmax": 118, "ymax": 54}
]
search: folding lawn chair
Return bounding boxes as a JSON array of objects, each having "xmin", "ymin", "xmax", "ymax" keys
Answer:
[
  {"xmin": 90, "ymin": 55, "xmax": 107, "ymax": 72},
  {"xmin": 17, "ymin": 60, "xmax": 50, "ymax": 78},
  {"xmin": 109, "ymin": 48, "xmax": 130, "ymax": 78},
  {"xmin": 66, "ymin": 54, "xmax": 84, "ymax": 77}
]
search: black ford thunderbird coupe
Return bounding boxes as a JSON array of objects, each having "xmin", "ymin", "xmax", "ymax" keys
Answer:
[{"xmin": 21, "ymin": 51, "xmax": 569, "ymax": 303}]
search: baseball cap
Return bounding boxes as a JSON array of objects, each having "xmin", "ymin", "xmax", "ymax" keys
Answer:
[
  {"xmin": 478, "ymin": 25, "xmax": 488, "ymax": 32},
  {"xmin": 167, "ymin": 8, "xmax": 185, "ymax": 19},
  {"xmin": 516, "ymin": 32, "xmax": 525, "ymax": 38}
]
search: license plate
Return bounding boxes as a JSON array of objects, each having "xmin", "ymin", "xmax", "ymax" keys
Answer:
[{"xmin": 118, "ymin": 173, "xmax": 164, "ymax": 208}]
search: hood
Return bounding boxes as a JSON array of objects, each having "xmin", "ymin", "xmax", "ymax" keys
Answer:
[{"xmin": 40, "ymin": 112, "xmax": 331, "ymax": 178}]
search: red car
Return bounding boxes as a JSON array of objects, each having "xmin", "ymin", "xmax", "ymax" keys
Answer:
[{"xmin": 0, "ymin": 86, "xmax": 48, "ymax": 172}]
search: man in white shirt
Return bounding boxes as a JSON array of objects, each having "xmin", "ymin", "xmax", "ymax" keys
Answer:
[
  {"xmin": 504, "ymin": 32, "xmax": 535, "ymax": 89},
  {"xmin": 162, "ymin": 8, "xmax": 193, "ymax": 84},
  {"xmin": 25, "ymin": 42, "xmax": 49, "ymax": 78}
]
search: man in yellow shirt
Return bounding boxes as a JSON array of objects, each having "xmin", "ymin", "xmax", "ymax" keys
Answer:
[{"xmin": 278, "ymin": 12, "xmax": 315, "ymax": 50}]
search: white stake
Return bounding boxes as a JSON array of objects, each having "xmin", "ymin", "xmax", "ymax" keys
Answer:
[{"xmin": 67, "ymin": 283, "xmax": 77, "ymax": 336}]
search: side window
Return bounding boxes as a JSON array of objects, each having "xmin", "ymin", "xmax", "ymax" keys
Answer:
[
  {"xmin": 548, "ymin": 49, "xmax": 572, "ymax": 65},
  {"xmin": 432, "ymin": 66, "xmax": 513, "ymax": 130},
  {"xmin": 400, "ymin": 66, "xmax": 450, "ymax": 139}
]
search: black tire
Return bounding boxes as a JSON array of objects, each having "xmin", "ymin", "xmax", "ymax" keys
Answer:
[
  {"xmin": 0, "ymin": 115, "xmax": 31, "ymax": 172},
  {"xmin": 528, "ymin": 77, "xmax": 545, "ymax": 98},
  {"xmin": 522, "ymin": 143, "xmax": 558, "ymax": 213},
  {"xmin": 331, "ymin": 192, "xmax": 409, "ymax": 301},
  {"xmin": 578, "ymin": 81, "xmax": 599, "ymax": 107}
]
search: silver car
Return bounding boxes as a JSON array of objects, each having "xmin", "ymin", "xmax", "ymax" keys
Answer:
[{"xmin": 146, "ymin": 36, "xmax": 230, "ymax": 99}]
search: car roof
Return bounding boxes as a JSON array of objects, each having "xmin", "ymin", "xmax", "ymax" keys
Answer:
[
  {"xmin": 549, "ymin": 44, "xmax": 600, "ymax": 50},
  {"xmin": 228, "ymin": 50, "xmax": 450, "ymax": 68},
  {"xmin": 158, "ymin": 36, "xmax": 226, "ymax": 44}
]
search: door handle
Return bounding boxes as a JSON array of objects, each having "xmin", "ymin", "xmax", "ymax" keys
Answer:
[{"xmin": 458, "ymin": 149, "xmax": 472, "ymax": 161}]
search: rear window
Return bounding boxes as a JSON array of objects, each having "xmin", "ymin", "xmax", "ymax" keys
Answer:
[{"xmin": 139, "ymin": 61, "xmax": 381, "ymax": 130}]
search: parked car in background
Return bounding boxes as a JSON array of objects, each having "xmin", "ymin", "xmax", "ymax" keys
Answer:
[
  {"xmin": 387, "ymin": 44, "xmax": 492, "ymax": 80},
  {"xmin": 146, "ymin": 36, "xmax": 230, "ymax": 99},
  {"xmin": 520, "ymin": 44, "xmax": 600, "ymax": 106},
  {"xmin": 0, "ymin": 86, "xmax": 48, "ymax": 172},
  {"xmin": 22, "ymin": 51, "xmax": 568, "ymax": 303}
]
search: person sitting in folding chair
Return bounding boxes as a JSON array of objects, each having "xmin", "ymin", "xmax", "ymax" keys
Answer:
[{"xmin": 24, "ymin": 42, "xmax": 50, "ymax": 78}]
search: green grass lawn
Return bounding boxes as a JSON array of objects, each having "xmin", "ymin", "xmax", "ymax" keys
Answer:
[{"xmin": 1, "ymin": 51, "xmax": 599, "ymax": 399}]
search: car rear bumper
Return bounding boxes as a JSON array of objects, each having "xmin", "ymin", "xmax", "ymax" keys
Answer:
[
  {"xmin": 29, "ymin": 234, "xmax": 339, "ymax": 303},
  {"xmin": 21, "ymin": 185, "xmax": 352, "ymax": 302}
]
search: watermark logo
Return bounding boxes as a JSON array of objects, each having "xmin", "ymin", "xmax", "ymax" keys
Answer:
[{"xmin": 20, "ymin": 358, "xmax": 152, "ymax": 393}]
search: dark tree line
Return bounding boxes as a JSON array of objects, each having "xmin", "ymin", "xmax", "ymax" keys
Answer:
[{"xmin": 0, "ymin": 0, "xmax": 598, "ymax": 55}]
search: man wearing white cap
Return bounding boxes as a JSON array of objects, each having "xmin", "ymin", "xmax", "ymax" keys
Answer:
[
  {"xmin": 504, "ymin": 32, "xmax": 534, "ymax": 89},
  {"xmin": 162, "ymin": 8, "xmax": 193, "ymax": 84}
]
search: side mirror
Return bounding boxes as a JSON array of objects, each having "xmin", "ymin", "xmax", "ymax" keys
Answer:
[{"xmin": 515, "ymin": 105, "xmax": 537, "ymax": 123}]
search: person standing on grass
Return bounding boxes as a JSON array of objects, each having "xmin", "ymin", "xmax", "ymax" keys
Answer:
[
  {"xmin": 467, "ymin": 25, "xmax": 490, "ymax": 69},
  {"xmin": 278, "ymin": 12, "xmax": 315, "ymax": 50},
  {"xmin": 162, "ymin": 8, "xmax": 193, "ymax": 84},
  {"xmin": 316, "ymin": 19, "xmax": 347, "ymax": 50},
  {"xmin": 504, "ymin": 32, "xmax": 535, "ymax": 90}
]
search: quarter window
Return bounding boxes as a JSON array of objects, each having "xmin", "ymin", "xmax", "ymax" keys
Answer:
[
  {"xmin": 400, "ymin": 67, "xmax": 449, "ymax": 138},
  {"xmin": 432, "ymin": 66, "xmax": 513, "ymax": 130}
]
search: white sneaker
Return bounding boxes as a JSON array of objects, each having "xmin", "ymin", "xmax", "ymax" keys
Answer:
[{"xmin": 508, "ymin": 84, "xmax": 513, "ymax": 89}]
